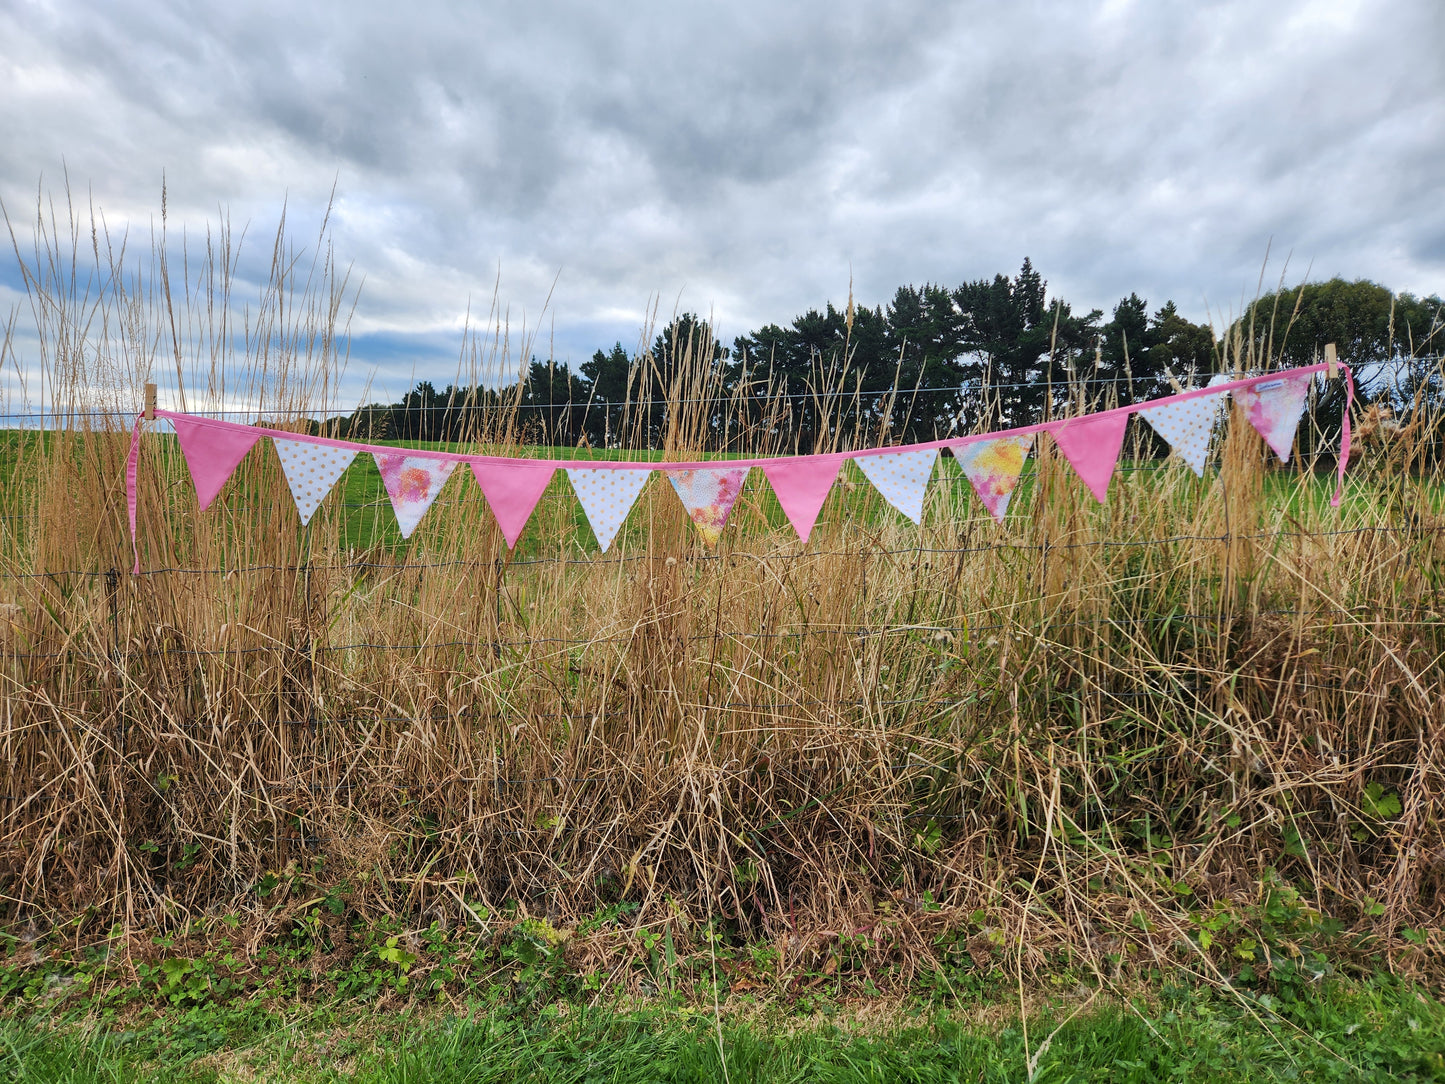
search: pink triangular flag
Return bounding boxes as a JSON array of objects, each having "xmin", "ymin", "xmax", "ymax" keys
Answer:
[
  {"xmin": 373, "ymin": 453, "xmax": 458, "ymax": 538},
  {"xmin": 948, "ymin": 434, "xmax": 1033, "ymax": 522},
  {"xmin": 565, "ymin": 467, "xmax": 652, "ymax": 552},
  {"xmin": 471, "ymin": 460, "xmax": 555, "ymax": 549},
  {"xmin": 761, "ymin": 453, "xmax": 845, "ymax": 543},
  {"xmin": 1049, "ymin": 412, "xmax": 1129, "ymax": 503},
  {"xmin": 1234, "ymin": 372, "xmax": 1312, "ymax": 462},
  {"xmin": 171, "ymin": 416, "xmax": 262, "ymax": 511},
  {"xmin": 852, "ymin": 449, "xmax": 937, "ymax": 524},
  {"xmin": 663, "ymin": 467, "xmax": 750, "ymax": 545}
]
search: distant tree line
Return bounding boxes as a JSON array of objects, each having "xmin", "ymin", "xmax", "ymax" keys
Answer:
[{"xmin": 330, "ymin": 262, "xmax": 1444, "ymax": 453}]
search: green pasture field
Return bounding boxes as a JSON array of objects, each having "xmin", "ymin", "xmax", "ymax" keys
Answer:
[
  {"xmin": 328, "ymin": 441, "xmax": 971, "ymax": 552},
  {"xmin": 205, "ymin": 457, "xmax": 1435, "ymax": 560},
  {"xmin": 276, "ymin": 449, "xmax": 1439, "ymax": 556},
  {"xmin": 0, "ymin": 428, "xmax": 1419, "ymax": 559}
]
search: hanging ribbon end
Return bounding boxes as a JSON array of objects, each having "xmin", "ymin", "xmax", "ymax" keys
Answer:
[
  {"xmin": 1331, "ymin": 363, "xmax": 1355, "ymax": 512},
  {"xmin": 127, "ymin": 412, "xmax": 143, "ymax": 575}
]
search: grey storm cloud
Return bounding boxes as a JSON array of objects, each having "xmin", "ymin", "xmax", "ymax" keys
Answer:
[{"xmin": 1, "ymin": 0, "xmax": 1442, "ymax": 402}]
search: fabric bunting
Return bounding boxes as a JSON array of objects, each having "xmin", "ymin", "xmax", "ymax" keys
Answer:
[
  {"xmin": 130, "ymin": 363, "xmax": 1355, "ymax": 568},
  {"xmin": 374, "ymin": 454, "xmax": 458, "ymax": 538},
  {"xmin": 172, "ymin": 416, "xmax": 262, "ymax": 511},
  {"xmin": 1138, "ymin": 390, "xmax": 1227, "ymax": 477},
  {"xmin": 761, "ymin": 453, "xmax": 845, "ymax": 543},
  {"xmin": 566, "ymin": 468, "xmax": 651, "ymax": 552},
  {"xmin": 664, "ymin": 467, "xmax": 749, "ymax": 545},
  {"xmin": 1049, "ymin": 412, "xmax": 1130, "ymax": 503},
  {"xmin": 471, "ymin": 460, "xmax": 555, "ymax": 549},
  {"xmin": 1234, "ymin": 372, "xmax": 1312, "ymax": 462},
  {"xmin": 273, "ymin": 438, "xmax": 357, "ymax": 525},
  {"xmin": 950, "ymin": 435, "xmax": 1033, "ymax": 523},
  {"xmin": 853, "ymin": 449, "xmax": 938, "ymax": 524}
]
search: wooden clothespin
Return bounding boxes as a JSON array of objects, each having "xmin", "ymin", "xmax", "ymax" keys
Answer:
[
  {"xmin": 144, "ymin": 383, "xmax": 157, "ymax": 420},
  {"xmin": 1324, "ymin": 343, "xmax": 1338, "ymax": 380}
]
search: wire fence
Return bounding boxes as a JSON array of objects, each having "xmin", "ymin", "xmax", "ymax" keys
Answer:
[
  {"xmin": 0, "ymin": 520, "xmax": 1437, "ymax": 585},
  {"xmin": 0, "ymin": 598, "xmax": 1437, "ymax": 664},
  {"xmin": 0, "ymin": 377, "xmax": 1438, "ymax": 860},
  {"xmin": 4, "ymin": 353, "xmax": 1438, "ymax": 424}
]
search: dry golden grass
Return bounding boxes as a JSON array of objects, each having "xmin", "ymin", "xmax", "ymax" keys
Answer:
[{"xmin": 1, "ymin": 191, "xmax": 1442, "ymax": 989}]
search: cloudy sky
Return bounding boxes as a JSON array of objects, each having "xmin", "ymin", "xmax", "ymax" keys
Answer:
[{"xmin": 1, "ymin": 0, "xmax": 1441, "ymax": 406}]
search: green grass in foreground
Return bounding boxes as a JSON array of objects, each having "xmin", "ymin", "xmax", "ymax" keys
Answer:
[{"xmin": 4, "ymin": 977, "xmax": 1444, "ymax": 1082}]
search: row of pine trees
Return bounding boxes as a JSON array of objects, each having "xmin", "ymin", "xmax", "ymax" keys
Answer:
[{"xmin": 341, "ymin": 263, "xmax": 1442, "ymax": 451}]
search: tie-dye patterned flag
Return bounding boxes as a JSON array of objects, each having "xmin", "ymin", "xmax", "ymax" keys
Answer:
[
  {"xmin": 373, "ymin": 454, "xmax": 458, "ymax": 538},
  {"xmin": 663, "ymin": 467, "xmax": 749, "ymax": 545},
  {"xmin": 949, "ymin": 435, "xmax": 1033, "ymax": 523},
  {"xmin": 273, "ymin": 438, "xmax": 357, "ymax": 525},
  {"xmin": 852, "ymin": 449, "xmax": 938, "ymax": 524},
  {"xmin": 1234, "ymin": 372, "xmax": 1312, "ymax": 462},
  {"xmin": 566, "ymin": 468, "xmax": 652, "ymax": 552},
  {"xmin": 1138, "ymin": 390, "xmax": 1227, "ymax": 477}
]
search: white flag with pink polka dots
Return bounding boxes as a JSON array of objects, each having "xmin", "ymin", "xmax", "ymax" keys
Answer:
[
  {"xmin": 272, "ymin": 438, "xmax": 357, "ymax": 525},
  {"xmin": 565, "ymin": 468, "xmax": 652, "ymax": 552}
]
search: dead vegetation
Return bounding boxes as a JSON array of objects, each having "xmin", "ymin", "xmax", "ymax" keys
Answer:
[{"xmin": 0, "ymin": 191, "xmax": 1442, "ymax": 992}]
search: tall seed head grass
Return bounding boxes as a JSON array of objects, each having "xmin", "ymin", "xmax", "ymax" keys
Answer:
[{"xmin": 1, "ymin": 190, "xmax": 1442, "ymax": 991}]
